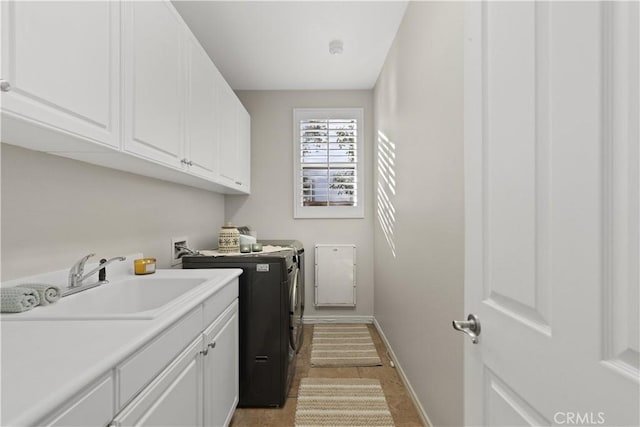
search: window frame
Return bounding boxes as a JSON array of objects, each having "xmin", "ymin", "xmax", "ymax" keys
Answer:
[{"xmin": 293, "ymin": 108, "xmax": 365, "ymax": 219}]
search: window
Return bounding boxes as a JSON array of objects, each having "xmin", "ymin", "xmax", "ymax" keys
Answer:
[{"xmin": 293, "ymin": 108, "xmax": 364, "ymax": 218}]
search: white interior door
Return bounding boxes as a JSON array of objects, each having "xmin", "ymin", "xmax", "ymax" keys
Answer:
[{"xmin": 463, "ymin": 2, "xmax": 639, "ymax": 426}]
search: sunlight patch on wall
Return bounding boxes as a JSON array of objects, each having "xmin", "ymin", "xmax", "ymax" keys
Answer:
[{"xmin": 377, "ymin": 130, "xmax": 397, "ymax": 258}]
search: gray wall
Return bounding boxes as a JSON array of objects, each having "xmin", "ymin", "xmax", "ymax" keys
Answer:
[
  {"xmin": 372, "ymin": 2, "xmax": 464, "ymax": 426},
  {"xmin": 227, "ymin": 90, "xmax": 375, "ymax": 320},
  {"xmin": 1, "ymin": 144, "xmax": 225, "ymax": 280}
]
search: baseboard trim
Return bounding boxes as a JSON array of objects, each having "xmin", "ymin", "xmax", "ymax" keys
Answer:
[
  {"xmin": 303, "ymin": 315, "xmax": 374, "ymax": 324},
  {"xmin": 373, "ymin": 318, "xmax": 433, "ymax": 427}
]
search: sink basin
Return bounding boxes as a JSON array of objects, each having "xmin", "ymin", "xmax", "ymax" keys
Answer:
[{"xmin": 2, "ymin": 277, "xmax": 208, "ymax": 320}]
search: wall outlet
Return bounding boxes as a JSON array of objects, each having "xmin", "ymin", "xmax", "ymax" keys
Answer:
[{"xmin": 171, "ymin": 236, "xmax": 188, "ymax": 266}]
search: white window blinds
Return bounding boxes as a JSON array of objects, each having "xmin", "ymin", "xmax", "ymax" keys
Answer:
[
  {"xmin": 300, "ymin": 118, "xmax": 358, "ymax": 207},
  {"xmin": 293, "ymin": 108, "xmax": 364, "ymax": 219}
]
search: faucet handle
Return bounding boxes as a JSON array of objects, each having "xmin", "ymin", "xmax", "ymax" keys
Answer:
[
  {"xmin": 72, "ymin": 253, "xmax": 95, "ymax": 278},
  {"xmin": 77, "ymin": 253, "xmax": 95, "ymax": 272},
  {"xmin": 68, "ymin": 253, "xmax": 95, "ymax": 288}
]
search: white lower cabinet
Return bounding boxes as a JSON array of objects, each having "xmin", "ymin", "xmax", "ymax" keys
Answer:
[
  {"xmin": 42, "ymin": 375, "xmax": 114, "ymax": 427},
  {"xmin": 204, "ymin": 303, "xmax": 239, "ymax": 427},
  {"xmin": 113, "ymin": 338, "xmax": 203, "ymax": 427},
  {"xmin": 111, "ymin": 300, "xmax": 239, "ymax": 427}
]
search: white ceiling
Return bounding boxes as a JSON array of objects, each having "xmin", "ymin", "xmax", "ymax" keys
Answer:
[{"xmin": 172, "ymin": 1, "xmax": 408, "ymax": 90}]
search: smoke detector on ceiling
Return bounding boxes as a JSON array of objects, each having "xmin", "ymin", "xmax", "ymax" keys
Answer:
[{"xmin": 329, "ymin": 39, "xmax": 344, "ymax": 55}]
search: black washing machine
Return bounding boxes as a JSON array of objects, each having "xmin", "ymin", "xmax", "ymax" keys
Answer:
[
  {"xmin": 182, "ymin": 241, "xmax": 304, "ymax": 408},
  {"xmin": 260, "ymin": 240, "xmax": 305, "ymax": 351}
]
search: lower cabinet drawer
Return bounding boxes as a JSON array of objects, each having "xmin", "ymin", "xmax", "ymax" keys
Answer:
[
  {"xmin": 203, "ymin": 278, "xmax": 238, "ymax": 326},
  {"xmin": 112, "ymin": 337, "xmax": 203, "ymax": 427},
  {"xmin": 117, "ymin": 307, "xmax": 203, "ymax": 408},
  {"xmin": 42, "ymin": 375, "xmax": 114, "ymax": 427}
]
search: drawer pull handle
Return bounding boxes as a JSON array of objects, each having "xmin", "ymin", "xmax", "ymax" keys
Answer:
[{"xmin": 200, "ymin": 342, "xmax": 216, "ymax": 356}]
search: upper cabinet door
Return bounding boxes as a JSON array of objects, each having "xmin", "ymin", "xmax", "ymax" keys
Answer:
[
  {"xmin": 1, "ymin": 1, "xmax": 120, "ymax": 150},
  {"xmin": 185, "ymin": 38, "xmax": 219, "ymax": 180},
  {"xmin": 218, "ymin": 86, "xmax": 250, "ymax": 193},
  {"xmin": 237, "ymin": 104, "xmax": 251, "ymax": 192},
  {"xmin": 218, "ymin": 83, "xmax": 239, "ymax": 184},
  {"xmin": 122, "ymin": 1, "xmax": 184, "ymax": 168}
]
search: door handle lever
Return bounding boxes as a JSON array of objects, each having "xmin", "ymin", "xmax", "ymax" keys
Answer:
[{"xmin": 452, "ymin": 314, "xmax": 481, "ymax": 344}]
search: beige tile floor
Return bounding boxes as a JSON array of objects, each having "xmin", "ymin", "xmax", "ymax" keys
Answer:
[{"xmin": 230, "ymin": 324, "xmax": 424, "ymax": 427}]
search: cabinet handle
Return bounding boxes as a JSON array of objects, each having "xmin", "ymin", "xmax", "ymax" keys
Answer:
[
  {"xmin": 200, "ymin": 342, "xmax": 215, "ymax": 357},
  {"xmin": 0, "ymin": 80, "xmax": 11, "ymax": 92},
  {"xmin": 235, "ymin": 181, "xmax": 242, "ymax": 185}
]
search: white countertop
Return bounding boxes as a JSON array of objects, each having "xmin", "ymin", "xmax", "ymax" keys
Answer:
[{"xmin": 1, "ymin": 267, "xmax": 242, "ymax": 426}]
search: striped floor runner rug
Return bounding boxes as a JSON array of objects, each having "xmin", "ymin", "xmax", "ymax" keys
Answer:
[
  {"xmin": 295, "ymin": 378, "xmax": 395, "ymax": 427},
  {"xmin": 311, "ymin": 324, "xmax": 382, "ymax": 367}
]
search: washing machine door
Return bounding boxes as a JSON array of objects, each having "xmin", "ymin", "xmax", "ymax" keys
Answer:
[{"xmin": 289, "ymin": 265, "xmax": 302, "ymax": 352}]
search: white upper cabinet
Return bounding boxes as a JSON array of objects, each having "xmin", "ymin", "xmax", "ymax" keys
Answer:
[
  {"xmin": 237, "ymin": 104, "xmax": 251, "ymax": 192},
  {"xmin": 185, "ymin": 37, "xmax": 220, "ymax": 180},
  {"xmin": 122, "ymin": 1, "xmax": 184, "ymax": 168},
  {"xmin": 1, "ymin": 0, "xmax": 250, "ymax": 195},
  {"xmin": 1, "ymin": 1, "xmax": 120, "ymax": 151},
  {"xmin": 219, "ymin": 88, "xmax": 251, "ymax": 192},
  {"xmin": 218, "ymin": 84, "xmax": 238, "ymax": 183}
]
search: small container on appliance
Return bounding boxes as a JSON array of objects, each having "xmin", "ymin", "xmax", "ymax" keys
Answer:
[{"xmin": 218, "ymin": 223, "xmax": 240, "ymax": 253}]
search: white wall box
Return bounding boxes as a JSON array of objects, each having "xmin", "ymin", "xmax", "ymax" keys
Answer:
[
  {"xmin": 0, "ymin": 0, "xmax": 249, "ymax": 195},
  {"xmin": 314, "ymin": 244, "xmax": 357, "ymax": 307}
]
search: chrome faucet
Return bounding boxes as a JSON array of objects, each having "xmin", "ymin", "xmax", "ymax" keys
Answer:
[{"xmin": 64, "ymin": 254, "xmax": 126, "ymax": 296}]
